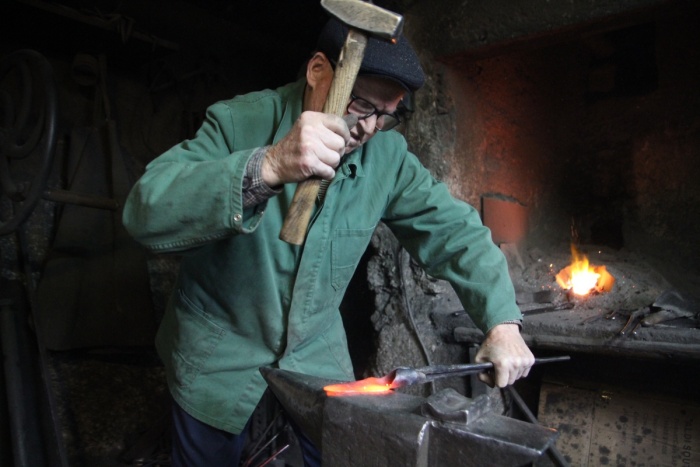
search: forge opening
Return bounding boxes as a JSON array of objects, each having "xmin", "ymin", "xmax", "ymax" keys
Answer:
[{"xmin": 433, "ymin": 5, "xmax": 700, "ymax": 301}]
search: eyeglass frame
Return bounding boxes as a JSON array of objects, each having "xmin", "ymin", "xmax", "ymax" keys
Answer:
[{"xmin": 346, "ymin": 93, "xmax": 406, "ymax": 131}]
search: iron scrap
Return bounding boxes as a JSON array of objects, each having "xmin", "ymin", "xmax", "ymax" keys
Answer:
[{"xmin": 643, "ymin": 289, "xmax": 699, "ymax": 326}]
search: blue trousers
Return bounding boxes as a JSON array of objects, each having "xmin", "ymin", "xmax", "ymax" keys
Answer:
[{"xmin": 170, "ymin": 396, "xmax": 321, "ymax": 466}]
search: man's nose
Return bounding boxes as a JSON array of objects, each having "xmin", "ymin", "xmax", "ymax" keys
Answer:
[{"xmin": 360, "ymin": 113, "xmax": 379, "ymax": 132}]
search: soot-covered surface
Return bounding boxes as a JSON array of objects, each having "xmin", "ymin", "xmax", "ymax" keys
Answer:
[{"xmin": 434, "ymin": 242, "xmax": 700, "ymax": 361}]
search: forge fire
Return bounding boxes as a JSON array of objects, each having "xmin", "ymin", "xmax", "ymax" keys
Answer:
[{"xmin": 555, "ymin": 244, "xmax": 615, "ymax": 296}]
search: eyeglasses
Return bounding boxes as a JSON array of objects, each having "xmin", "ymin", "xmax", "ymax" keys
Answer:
[{"xmin": 347, "ymin": 93, "xmax": 403, "ymax": 131}]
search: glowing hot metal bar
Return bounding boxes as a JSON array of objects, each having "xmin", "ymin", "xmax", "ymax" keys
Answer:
[
  {"xmin": 324, "ymin": 356, "xmax": 570, "ymax": 396},
  {"xmin": 324, "ymin": 377, "xmax": 393, "ymax": 396}
]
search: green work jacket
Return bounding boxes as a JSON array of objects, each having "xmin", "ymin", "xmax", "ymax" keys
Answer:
[{"xmin": 123, "ymin": 79, "xmax": 522, "ymax": 434}]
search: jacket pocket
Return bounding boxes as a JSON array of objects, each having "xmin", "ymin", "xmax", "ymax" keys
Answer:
[
  {"xmin": 168, "ymin": 289, "xmax": 226, "ymax": 389},
  {"xmin": 331, "ymin": 226, "xmax": 375, "ymax": 290}
]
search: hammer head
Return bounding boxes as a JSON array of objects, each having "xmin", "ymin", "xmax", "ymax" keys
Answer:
[{"xmin": 321, "ymin": 0, "xmax": 403, "ymax": 42}]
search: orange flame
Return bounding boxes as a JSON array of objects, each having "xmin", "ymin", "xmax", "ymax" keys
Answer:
[
  {"xmin": 556, "ymin": 245, "xmax": 615, "ymax": 296},
  {"xmin": 324, "ymin": 377, "xmax": 393, "ymax": 396}
]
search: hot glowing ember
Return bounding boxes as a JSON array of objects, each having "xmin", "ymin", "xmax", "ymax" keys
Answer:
[
  {"xmin": 324, "ymin": 377, "xmax": 393, "ymax": 396},
  {"xmin": 556, "ymin": 245, "xmax": 615, "ymax": 296}
]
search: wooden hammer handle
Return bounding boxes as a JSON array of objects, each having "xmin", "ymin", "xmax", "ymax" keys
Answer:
[{"xmin": 279, "ymin": 29, "xmax": 368, "ymax": 245}]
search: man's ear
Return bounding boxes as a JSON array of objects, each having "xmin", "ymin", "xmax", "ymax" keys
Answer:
[{"xmin": 304, "ymin": 52, "xmax": 334, "ymax": 112}]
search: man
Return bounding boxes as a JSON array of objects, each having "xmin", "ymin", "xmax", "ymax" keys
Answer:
[{"xmin": 123, "ymin": 18, "xmax": 534, "ymax": 466}]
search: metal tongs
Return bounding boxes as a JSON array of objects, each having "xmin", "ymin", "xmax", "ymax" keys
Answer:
[{"xmin": 378, "ymin": 356, "xmax": 571, "ymax": 389}]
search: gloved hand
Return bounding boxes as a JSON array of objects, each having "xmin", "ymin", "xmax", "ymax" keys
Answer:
[{"xmin": 474, "ymin": 323, "xmax": 535, "ymax": 388}]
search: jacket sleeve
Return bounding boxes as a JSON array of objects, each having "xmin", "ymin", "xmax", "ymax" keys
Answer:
[
  {"xmin": 382, "ymin": 144, "xmax": 522, "ymax": 333},
  {"xmin": 122, "ymin": 102, "xmax": 266, "ymax": 253}
]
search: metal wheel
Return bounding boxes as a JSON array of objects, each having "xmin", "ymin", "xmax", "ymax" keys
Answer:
[{"xmin": 0, "ymin": 49, "xmax": 58, "ymax": 235}]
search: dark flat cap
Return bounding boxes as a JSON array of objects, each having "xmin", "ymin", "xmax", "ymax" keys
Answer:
[{"xmin": 316, "ymin": 17, "xmax": 426, "ymax": 92}]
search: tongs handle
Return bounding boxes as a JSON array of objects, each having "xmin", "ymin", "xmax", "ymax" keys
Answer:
[{"xmin": 414, "ymin": 355, "xmax": 571, "ymax": 381}]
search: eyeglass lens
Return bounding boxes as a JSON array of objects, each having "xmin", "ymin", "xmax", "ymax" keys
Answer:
[{"xmin": 347, "ymin": 96, "xmax": 400, "ymax": 131}]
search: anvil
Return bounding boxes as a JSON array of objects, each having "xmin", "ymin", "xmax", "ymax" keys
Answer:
[{"xmin": 260, "ymin": 367, "xmax": 560, "ymax": 467}]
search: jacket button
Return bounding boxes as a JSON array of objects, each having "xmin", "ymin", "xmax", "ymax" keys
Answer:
[{"xmin": 233, "ymin": 213, "xmax": 242, "ymax": 222}]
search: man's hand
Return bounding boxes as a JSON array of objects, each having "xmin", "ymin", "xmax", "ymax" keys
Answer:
[
  {"xmin": 475, "ymin": 323, "xmax": 534, "ymax": 388},
  {"xmin": 261, "ymin": 111, "xmax": 352, "ymax": 187}
]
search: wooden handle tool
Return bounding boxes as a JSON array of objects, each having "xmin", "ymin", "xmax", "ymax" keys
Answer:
[{"xmin": 279, "ymin": 0, "xmax": 403, "ymax": 245}]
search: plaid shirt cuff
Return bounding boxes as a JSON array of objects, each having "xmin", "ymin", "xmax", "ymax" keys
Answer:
[{"xmin": 243, "ymin": 146, "xmax": 282, "ymax": 208}]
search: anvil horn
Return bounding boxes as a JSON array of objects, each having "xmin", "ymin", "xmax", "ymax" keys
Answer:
[{"xmin": 259, "ymin": 366, "xmax": 336, "ymax": 447}]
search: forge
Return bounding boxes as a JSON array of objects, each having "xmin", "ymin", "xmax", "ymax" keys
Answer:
[
  {"xmin": 356, "ymin": 0, "xmax": 700, "ymax": 366},
  {"xmin": 406, "ymin": 0, "xmax": 700, "ymax": 361}
]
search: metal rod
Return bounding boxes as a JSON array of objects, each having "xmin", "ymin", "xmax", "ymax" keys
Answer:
[
  {"xmin": 43, "ymin": 188, "xmax": 119, "ymax": 210},
  {"xmin": 506, "ymin": 386, "xmax": 570, "ymax": 467},
  {"xmin": 256, "ymin": 444, "xmax": 290, "ymax": 467},
  {"xmin": 16, "ymin": 229, "xmax": 70, "ymax": 467},
  {"xmin": 0, "ymin": 298, "xmax": 47, "ymax": 467},
  {"xmin": 243, "ymin": 410, "xmax": 284, "ymax": 467},
  {"xmin": 243, "ymin": 432, "xmax": 282, "ymax": 467},
  {"xmin": 415, "ymin": 356, "xmax": 571, "ymax": 381}
]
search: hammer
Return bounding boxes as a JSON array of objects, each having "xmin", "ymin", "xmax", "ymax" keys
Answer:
[{"xmin": 278, "ymin": 0, "xmax": 404, "ymax": 245}]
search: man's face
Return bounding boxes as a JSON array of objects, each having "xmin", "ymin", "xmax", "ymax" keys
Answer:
[{"xmin": 345, "ymin": 75, "xmax": 406, "ymax": 153}]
